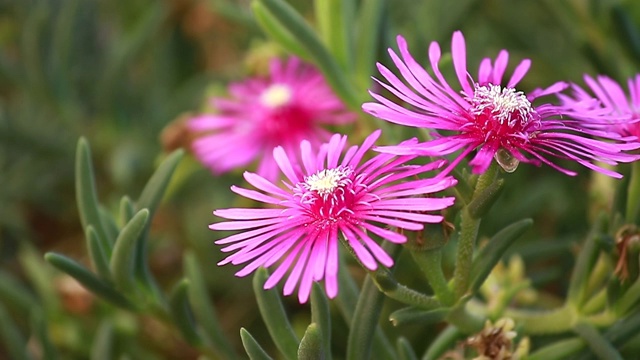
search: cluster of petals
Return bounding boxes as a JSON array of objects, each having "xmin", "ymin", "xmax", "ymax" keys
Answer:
[
  {"xmin": 362, "ymin": 31, "xmax": 640, "ymax": 178},
  {"xmin": 210, "ymin": 130, "xmax": 457, "ymax": 303},
  {"xmin": 189, "ymin": 56, "xmax": 355, "ymax": 180},
  {"xmin": 559, "ymin": 74, "xmax": 640, "ymax": 140}
]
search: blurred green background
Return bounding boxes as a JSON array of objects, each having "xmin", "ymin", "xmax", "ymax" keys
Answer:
[{"xmin": 2, "ymin": 0, "xmax": 640, "ymax": 358}]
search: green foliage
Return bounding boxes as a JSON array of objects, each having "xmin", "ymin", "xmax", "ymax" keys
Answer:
[{"xmin": 3, "ymin": 0, "xmax": 640, "ymax": 358}]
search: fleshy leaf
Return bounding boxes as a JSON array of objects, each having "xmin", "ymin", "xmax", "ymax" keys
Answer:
[
  {"xmin": 469, "ymin": 218, "xmax": 533, "ymax": 293},
  {"xmin": 45, "ymin": 252, "xmax": 135, "ymax": 310},
  {"xmin": 169, "ymin": 279, "xmax": 202, "ymax": 346},
  {"xmin": 109, "ymin": 209, "xmax": 149, "ymax": 293},
  {"xmin": 253, "ymin": 268, "xmax": 299, "ymax": 360},
  {"xmin": 297, "ymin": 323, "xmax": 324, "ymax": 360},
  {"xmin": 240, "ymin": 328, "xmax": 274, "ymax": 360}
]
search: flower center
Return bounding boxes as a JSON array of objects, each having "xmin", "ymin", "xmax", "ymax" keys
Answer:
[
  {"xmin": 469, "ymin": 84, "xmax": 534, "ymax": 127},
  {"xmin": 303, "ymin": 166, "xmax": 353, "ymax": 197},
  {"xmin": 260, "ymin": 84, "xmax": 293, "ymax": 108}
]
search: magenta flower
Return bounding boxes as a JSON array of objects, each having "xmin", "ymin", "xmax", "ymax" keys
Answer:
[
  {"xmin": 210, "ymin": 130, "xmax": 457, "ymax": 303},
  {"xmin": 189, "ymin": 57, "xmax": 356, "ymax": 180},
  {"xmin": 559, "ymin": 74, "xmax": 640, "ymax": 140},
  {"xmin": 362, "ymin": 31, "xmax": 640, "ymax": 178}
]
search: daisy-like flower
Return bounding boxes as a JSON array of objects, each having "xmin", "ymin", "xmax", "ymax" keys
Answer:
[
  {"xmin": 210, "ymin": 130, "xmax": 457, "ymax": 303},
  {"xmin": 559, "ymin": 74, "xmax": 640, "ymax": 139},
  {"xmin": 189, "ymin": 57, "xmax": 356, "ymax": 180},
  {"xmin": 362, "ymin": 31, "xmax": 640, "ymax": 177}
]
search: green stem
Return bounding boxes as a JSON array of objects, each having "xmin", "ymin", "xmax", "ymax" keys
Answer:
[
  {"xmin": 626, "ymin": 161, "xmax": 640, "ymax": 224},
  {"xmin": 410, "ymin": 249, "xmax": 455, "ymax": 306},
  {"xmin": 452, "ymin": 162, "xmax": 498, "ymax": 299},
  {"xmin": 371, "ymin": 268, "xmax": 442, "ymax": 310},
  {"xmin": 503, "ymin": 304, "xmax": 578, "ymax": 334}
]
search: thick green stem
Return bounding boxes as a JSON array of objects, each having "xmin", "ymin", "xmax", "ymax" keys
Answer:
[
  {"xmin": 503, "ymin": 304, "xmax": 578, "ymax": 334},
  {"xmin": 452, "ymin": 162, "xmax": 498, "ymax": 299},
  {"xmin": 626, "ymin": 161, "xmax": 640, "ymax": 223},
  {"xmin": 372, "ymin": 268, "xmax": 442, "ymax": 310},
  {"xmin": 410, "ymin": 249, "xmax": 455, "ymax": 306}
]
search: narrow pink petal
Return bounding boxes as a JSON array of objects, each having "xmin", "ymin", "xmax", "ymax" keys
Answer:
[
  {"xmin": 360, "ymin": 223, "xmax": 407, "ymax": 243},
  {"xmin": 507, "ymin": 59, "xmax": 531, "ymax": 88},
  {"xmin": 340, "ymin": 225, "xmax": 377, "ymax": 270},
  {"xmin": 491, "ymin": 50, "xmax": 509, "ymax": 85},
  {"xmin": 452, "ymin": 30, "xmax": 473, "ymax": 96}
]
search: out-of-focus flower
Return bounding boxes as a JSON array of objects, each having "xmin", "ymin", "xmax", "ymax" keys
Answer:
[
  {"xmin": 559, "ymin": 74, "xmax": 640, "ymax": 140},
  {"xmin": 362, "ymin": 31, "xmax": 640, "ymax": 177},
  {"xmin": 210, "ymin": 130, "xmax": 457, "ymax": 303},
  {"xmin": 189, "ymin": 57, "xmax": 356, "ymax": 180}
]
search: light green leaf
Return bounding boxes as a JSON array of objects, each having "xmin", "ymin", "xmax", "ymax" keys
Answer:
[
  {"xmin": 298, "ymin": 323, "xmax": 324, "ymax": 360},
  {"xmin": 184, "ymin": 252, "xmax": 238, "ymax": 359},
  {"xmin": 109, "ymin": 209, "xmax": 149, "ymax": 293},
  {"xmin": 469, "ymin": 218, "xmax": 533, "ymax": 293},
  {"xmin": 396, "ymin": 337, "xmax": 418, "ymax": 360},
  {"xmin": 258, "ymin": 0, "xmax": 360, "ymax": 109},
  {"xmin": 253, "ymin": 268, "xmax": 299, "ymax": 360},
  {"xmin": 45, "ymin": 252, "xmax": 135, "ymax": 310},
  {"xmin": 169, "ymin": 279, "xmax": 202, "ymax": 346},
  {"xmin": 310, "ymin": 284, "xmax": 331, "ymax": 360},
  {"xmin": 252, "ymin": 1, "xmax": 308, "ymax": 59},
  {"xmin": 241, "ymin": 328, "xmax": 274, "ymax": 360},
  {"xmin": 86, "ymin": 225, "xmax": 112, "ymax": 281}
]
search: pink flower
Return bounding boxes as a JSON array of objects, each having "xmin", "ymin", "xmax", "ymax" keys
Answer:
[
  {"xmin": 559, "ymin": 74, "xmax": 640, "ymax": 140},
  {"xmin": 189, "ymin": 57, "xmax": 356, "ymax": 180},
  {"xmin": 210, "ymin": 130, "xmax": 457, "ymax": 303},
  {"xmin": 362, "ymin": 31, "xmax": 640, "ymax": 178}
]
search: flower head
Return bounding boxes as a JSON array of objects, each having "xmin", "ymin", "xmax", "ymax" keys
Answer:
[
  {"xmin": 210, "ymin": 130, "xmax": 457, "ymax": 303},
  {"xmin": 363, "ymin": 31, "xmax": 640, "ymax": 178},
  {"xmin": 559, "ymin": 74, "xmax": 640, "ymax": 139},
  {"xmin": 189, "ymin": 57, "xmax": 356, "ymax": 180}
]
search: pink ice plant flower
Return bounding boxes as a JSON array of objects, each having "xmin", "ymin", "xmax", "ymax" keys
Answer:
[
  {"xmin": 559, "ymin": 74, "xmax": 640, "ymax": 140},
  {"xmin": 362, "ymin": 31, "xmax": 640, "ymax": 178},
  {"xmin": 210, "ymin": 130, "xmax": 457, "ymax": 303},
  {"xmin": 189, "ymin": 57, "xmax": 355, "ymax": 180}
]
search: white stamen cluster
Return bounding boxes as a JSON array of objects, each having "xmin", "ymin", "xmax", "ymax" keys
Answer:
[
  {"xmin": 260, "ymin": 84, "xmax": 293, "ymax": 108},
  {"xmin": 303, "ymin": 166, "xmax": 353, "ymax": 197},
  {"xmin": 470, "ymin": 84, "xmax": 535, "ymax": 126}
]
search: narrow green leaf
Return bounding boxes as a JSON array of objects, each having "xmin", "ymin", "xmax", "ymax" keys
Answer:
[
  {"xmin": 469, "ymin": 218, "xmax": 533, "ymax": 293},
  {"xmin": 568, "ymin": 213, "xmax": 607, "ymax": 306},
  {"xmin": 19, "ymin": 245, "xmax": 60, "ymax": 312},
  {"xmin": 135, "ymin": 149, "xmax": 183, "ymax": 295},
  {"xmin": 252, "ymin": 1, "xmax": 308, "ymax": 58},
  {"xmin": 86, "ymin": 226, "xmax": 112, "ymax": 281},
  {"xmin": 0, "ymin": 271, "xmax": 38, "ymax": 312},
  {"xmin": 298, "ymin": 323, "xmax": 324, "ymax": 360},
  {"xmin": 527, "ymin": 338, "xmax": 584, "ymax": 360},
  {"xmin": 30, "ymin": 310, "xmax": 58, "ymax": 360},
  {"xmin": 573, "ymin": 322, "xmax": 623, "ymax": 360},
  {"xmin": 45, "ymin": 252, "xmax": 135, "ymax": 310},
  {"xmin": 422, "ymin": 325, "xmax": 462, "ymax": 360},
  {"xmin": 389, "ymin": 307, "xmax": 448, "ymax": 327},
  {"xmin": 99, "ymin": 206, "xmax": 119, "ymax": 246},
  {"xmin": 75, "ymin": 138, "xmax": 109, "ymax": 249},
  {"xmin": 396, "ymin": 337, "xmax": 418, "ymax": 360},
  {"xmin": 184, "ymin": 252, "xmax": 238, "ymax": 359},
  {"xmin": 240, "ymin": 328, "xmax": 274, "ymax": 360},
  {"xmin": 258, "ymin": 0, "xmax": 360, "ymax": 108},
  {"xmin": 91, "ymin": 321, "xmax": 115, "ymax": 360},
  {"xmin": 347, "ymin": 274, "xmax": 387, "ymax": 360},
  {"xmin": 310, "ymin": 284, "xmax": 331, "ymax": 360},
  {"xmin": 136, "ymin": 149, "xmax": 184, "ymax": 217},
  {"xmin": 169, "ymin": 279, "xmax": 202, "ymax": 346},
  {"xmin": 109, "ymin": 209, "xmax": 149, "ymax": 293},
  {"xmin": 354, "ymin": 0, "xmax": 385, "ymax": 91},
  {"xmin": 253, "ymin": 268, "xmax": 299, "ymax": 360},
  {"xmin": 314, "ymin": 0, "xmax": 355, "ymax": 71},
  {"xmin": 120, "ymin": 195, "xmax": 136, "ymax": 227},
  {"xmin": 336, "ymin": 253, "xmax": 395, "ymax": 360},
  {"xmin": 0, "ymin": 303, "xmax": 31, "ymax": 360}
]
